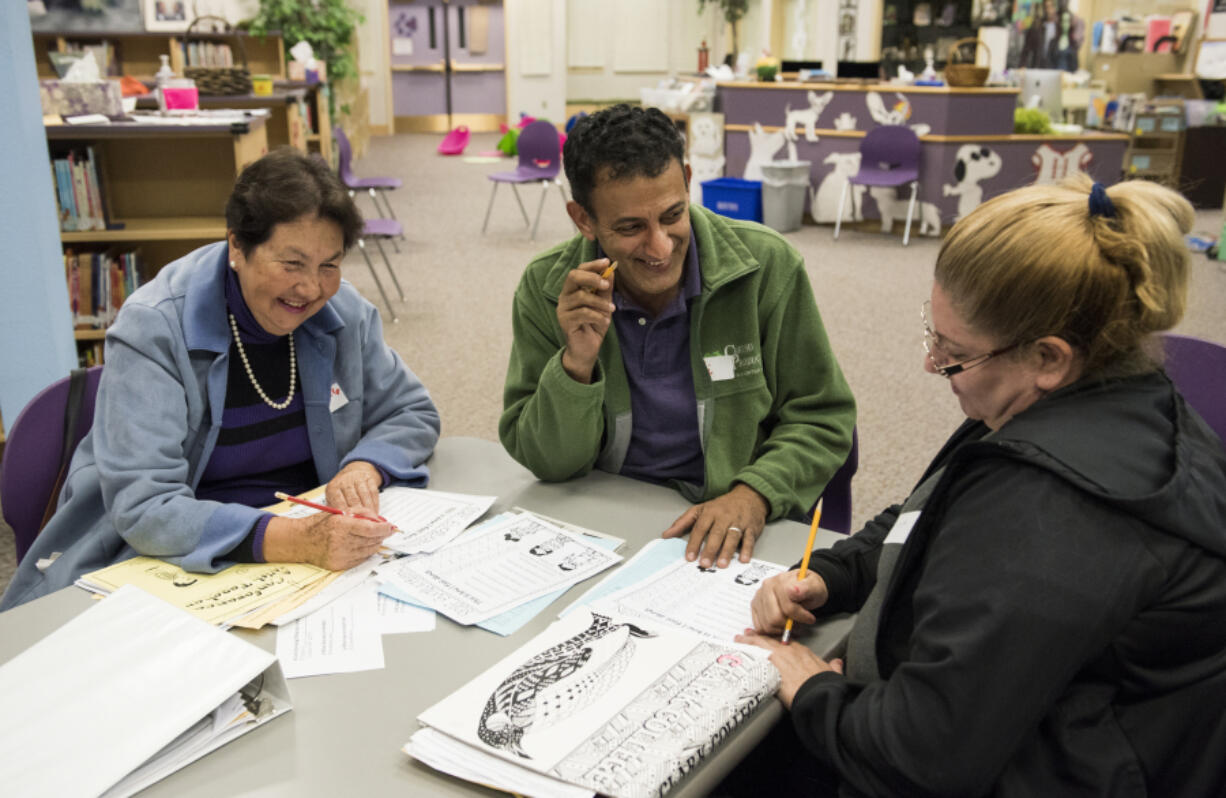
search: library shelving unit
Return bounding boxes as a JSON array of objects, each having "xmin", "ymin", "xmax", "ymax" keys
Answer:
[
  {"xmin": 33, "ymin": 29, "xmax": 332, "ymax": 165},
  {"xmin": 45, "ymin": 116, "xmax": 269, "ymax": 362},
  {"xmin": 31, "ymin": 29, "xmax": 285, "ymax": 84}
]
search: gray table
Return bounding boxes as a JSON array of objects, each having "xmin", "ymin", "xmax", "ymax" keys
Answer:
[{"xmin": 0, "ymin": 437, "xmax": 851, "ymax": 797}]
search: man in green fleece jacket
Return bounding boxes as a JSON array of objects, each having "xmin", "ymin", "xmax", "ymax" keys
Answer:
[{"xmin": 500, "ymin": 104, "xmax": 854, "ymax": 568}]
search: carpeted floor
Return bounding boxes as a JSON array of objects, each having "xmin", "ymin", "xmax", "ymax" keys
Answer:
[{"xmin": 2, "ymin": 131, "xmax": 1224, "ymax": 594}]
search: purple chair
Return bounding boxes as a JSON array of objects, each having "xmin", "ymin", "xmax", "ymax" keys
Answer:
[
  {"xmin": 481, "ymin": 120, "xmax": 568, "ymax": 240},
  {"xmin": 335, "ymin": 125, "xmax": 405, "ymax": 247},
  {"xmin": 834, "ymin": 125, "xmax": 922, "ymax": 245},
  {"xmin": 1, "ymin": 366, "xmax": 103, "ymax": 562},
  {"xmin": 1163, "ymin": 333, "xmax": 1226, "ymax": 443},
  {"xmin": 803, "ymin": 427, "xmax": 859, "ymax": 535},
  {"xmin": 356, "ymin": 218, "xmax": 406, "ymax": 323}
]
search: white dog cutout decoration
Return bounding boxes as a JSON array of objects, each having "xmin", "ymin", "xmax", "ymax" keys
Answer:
[
  {"xmin": 744, "ymin": 122, "xmax": 787, "ymax": 181},
  {"xmin": 783, "ymin": 90, "xmax": 835, "ymax": 143},
  {"xmin": 865, "ymin": 91, "xmax": 932, "ymax": 137},
  {"xmin": 942, "ymin": 144, "xmax": 1003, "ymax": 221},
  {"xmin": 811, "ymin": 151, "xmax": 864, "ymax": 223},
  {"xmin": 868, "ymin": 186, "xmax": 942, "ymax": 236}
]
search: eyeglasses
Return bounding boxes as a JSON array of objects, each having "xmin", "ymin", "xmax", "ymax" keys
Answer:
[{"xmin": 921, "ymin": 301, "xmax": 1021, "ymax": 378}]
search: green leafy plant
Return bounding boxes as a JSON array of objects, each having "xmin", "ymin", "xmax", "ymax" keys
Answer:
[
  {"xmin": 698, "ymin": 0, "xmax": 749, "ymax": 58},
  {"xmin": 247, "ymin": 0, "xmax": 363, "ymax": 112},
  {"xmin": 1014, "ymin": 107, "xmax": 1053, "ymax": 135}
]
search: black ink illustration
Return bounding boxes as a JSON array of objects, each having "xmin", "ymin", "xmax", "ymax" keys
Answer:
[{"xmin": 477, "ymin": 612, "xmax": 655, "ymax": 758}]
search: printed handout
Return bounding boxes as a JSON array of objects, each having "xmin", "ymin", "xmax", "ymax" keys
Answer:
[
  {"xmin": 378, "ymin": 514, "xmax": 623, "ymax": 625},
  {"xmin": 274, "ymin": 486, "xmax": 495, "ymax": 555},
  {"xmin": 587, "ymin": 556, "xmax": 787, "ymax": 644},
  {"xmin": 276, "ymin": 581, "xmax": 385, "ymax": 678}
]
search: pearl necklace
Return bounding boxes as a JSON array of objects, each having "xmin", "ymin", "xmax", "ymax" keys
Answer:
[{"xmin": 228, "ymin": 313, "xmax": 297, "ymax": 410}]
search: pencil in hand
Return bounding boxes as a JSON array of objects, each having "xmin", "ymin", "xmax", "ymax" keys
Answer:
[
  {"xmin": 782, "ymin": 499, "xmax": 822, "ymax": 645},
  {"xmin": 585, "ymin": 261, "xmax": 617, "ymax": 293},
  {"xmin": 273, "ymin": 491, "xmax": 393, "ymax": 528}
]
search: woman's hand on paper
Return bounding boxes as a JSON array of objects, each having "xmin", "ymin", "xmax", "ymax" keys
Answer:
[
  {"xmin": 749, "ymin": 569, "xmax": 829, "ymax": 636},
  {"xmin": 661, "ymin": 483, "xmax": 769, "ymax": 568},
  {"xmin": 265, "ymin": 512, "xmax": 392, "ymax": 571},
  {"xmin": 557, "ymin": 258, "xmax": 615, "ymax": 384},
  {"xmin": 735, "ymin": 629, "xmax": 843, "ymax": 709},
  {"xmin": 326, "ymin": 460, "xmax": 382, "ymax": 515}
]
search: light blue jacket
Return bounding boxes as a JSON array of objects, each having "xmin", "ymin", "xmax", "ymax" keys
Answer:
[{"xmin": 2, "ymin": 242, "xmax": 440, "ymax": 610}]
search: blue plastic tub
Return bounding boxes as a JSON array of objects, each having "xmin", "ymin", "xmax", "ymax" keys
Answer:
[{"xmin": 701, "ymin": 177, "xmax": 763, "ymax": 222}]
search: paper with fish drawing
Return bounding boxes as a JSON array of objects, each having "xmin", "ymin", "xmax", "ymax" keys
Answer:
[
  {"xmin": 378, "ymin": 514, "xmax": 623, "ymax": 625},
  {"xmin": 584, "ymin": 555, "xmax": 787, "ymax": 644},
  {"xmin": 413, "ymin": 608, "xmax": 780, "ymax": 798}
]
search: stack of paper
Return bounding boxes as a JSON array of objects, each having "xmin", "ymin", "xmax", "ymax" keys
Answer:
[
  {"xmin": 274, "ymin": 577, "xmax": 436, "ymax": 679},
  {"xmin": 76, "ymin": 557, "xmax": 335, "ymax": 628},
  {"xmin": 378, "ymin": 512, "xmax": 624, "ymax": 625},
  {"xmin": 405, "ymin": 607, "xmax": 780, "ymax": 798},
  {"xmin": 0, "ymin": 586, "xmax": 291, "ymax": 797}
]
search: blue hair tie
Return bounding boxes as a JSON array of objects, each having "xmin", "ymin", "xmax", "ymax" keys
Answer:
[{"xmin": 1088, "ymin": 182, "xmax": 1117, "ymax": 219}]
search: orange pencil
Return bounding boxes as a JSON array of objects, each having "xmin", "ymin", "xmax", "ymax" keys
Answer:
[
  {"xmin": 273, "ymin": 491, "xmax": 392, "ymax": 527},
  {"xmin": 586, "ymin": 261, "xmax": 617, "ymax": 293},
  {"xmin": 781, "ymin": 498, "xmax": 822, "ymax": 645}
]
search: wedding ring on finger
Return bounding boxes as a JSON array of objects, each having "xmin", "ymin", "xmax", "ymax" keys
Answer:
[{"xmin": 727, "ymin": 526, "xmax": 743, "ymax": 535}]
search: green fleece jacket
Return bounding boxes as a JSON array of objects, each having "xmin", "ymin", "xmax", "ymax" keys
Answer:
[{"xmin": 499, "ymin": 204, "xmax": 855, "ymax": 520}]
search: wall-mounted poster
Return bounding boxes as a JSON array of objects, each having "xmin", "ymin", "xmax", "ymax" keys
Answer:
[
  {"xmin": 1009, "ymin": 0, "xmax": 1084, "ymax": 71},
  {"xmin": 29, "ymin": 0, "xmax": 143, "ymax": 33}
]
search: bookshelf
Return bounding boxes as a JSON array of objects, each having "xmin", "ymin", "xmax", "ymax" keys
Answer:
[
  {"xmin": 31, "ymin": 30, "xmax": 285, "ymax": 83},
  {"xmin": 45, "ymin": 117, "xmax": 269, "ymax": 363}
]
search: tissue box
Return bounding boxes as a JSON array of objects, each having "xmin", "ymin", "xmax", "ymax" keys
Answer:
[{"xmin": 40, "ymin": 79, "xmax": 125, "ymax": 117}]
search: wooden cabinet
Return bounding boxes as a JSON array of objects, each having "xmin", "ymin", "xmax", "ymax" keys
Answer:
[{"xmin": 45, "ymin": 117, "xmax": 269, "ymax": 361}]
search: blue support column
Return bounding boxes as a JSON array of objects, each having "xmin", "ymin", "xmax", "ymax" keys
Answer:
[{"xmin": 0, "ymin": 7, "xmax": 77, "ymax": 429}]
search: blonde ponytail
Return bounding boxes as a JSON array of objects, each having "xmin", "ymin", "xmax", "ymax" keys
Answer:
[{"xmin": 935, "ymin": 175, "xmax": 1192, "ymax": 377}]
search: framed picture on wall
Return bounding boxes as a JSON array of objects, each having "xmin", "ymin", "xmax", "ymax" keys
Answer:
[
  {"xmin": 30, "ymin": 0, "xmax": 143, "ymax": 32},
  {"xmin": 143, "ymin": 0, "xmax": 191, "ymax": 32}
]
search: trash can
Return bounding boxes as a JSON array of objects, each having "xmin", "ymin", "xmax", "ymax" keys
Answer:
[{"xmin": 760, "ymin": 160, "xmax": 812, "ymax": 233}]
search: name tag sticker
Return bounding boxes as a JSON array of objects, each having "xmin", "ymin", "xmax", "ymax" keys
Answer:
[
  {"xmin": 884, "ymin": 510, "xmax": 921, "ymax": 545},
  {"xmin": 703, "ymin": 354, "xmax": 736, "ymax": 381},
  {"xmin": 328, "ymin": 383, "xmax": 349, "ymax": 413}
]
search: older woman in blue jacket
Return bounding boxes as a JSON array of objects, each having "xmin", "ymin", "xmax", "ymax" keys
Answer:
[{"xmin": 2, "ymin": 149, "xmax": 440, "ymax": 610}]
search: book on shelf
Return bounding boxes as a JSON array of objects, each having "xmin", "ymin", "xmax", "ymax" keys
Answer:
[
  {"xmin": 64, "ymin": 248, "xmax": 142, "ymax": 330},
  {"xmin": 184, "ymin": 41, "xmax": 234, "ymax": 68},
  {"xmin": 50, "ymin": 146, "xmax": 109, "ymax": 232}
]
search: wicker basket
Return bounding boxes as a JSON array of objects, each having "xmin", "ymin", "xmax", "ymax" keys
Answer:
[
  {"xmin": 944, "ymin": 37, "xmax": 990, "ymax": 88},
  {"xmin": 182, "ymin": 16, "xmax": 252, "ymax": 96}
]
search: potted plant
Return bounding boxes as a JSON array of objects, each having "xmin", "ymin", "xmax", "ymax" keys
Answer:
[{"xmin": 246, "ymin": 0, "xmax": 363, "ymax": 116}]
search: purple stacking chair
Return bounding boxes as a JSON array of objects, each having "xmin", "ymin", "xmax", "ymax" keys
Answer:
[
  {"xmin": 356, "ymin": 218, "xmax": 406, "ymax": 323},
  {"xmin": 335, "ymin": 125, "xmax": 405, "ymax": 246},
  {"xmin": 1163, "ymin": 333, "xmax": 1226, "ymax": 443},
  {"xmin": 834, "ymin": 125, "xmax": 922, "ymax": 245},
  {"xmin": 481, "ymin": 119, "xmax": 568, "ymax": 240},
  {"xmin": 803, "ymin": 427, "xmax": 859, "ymax": 535},
  {"xmin": 1, "ymin": 366, "xmax": 103, "ymax": 562}
]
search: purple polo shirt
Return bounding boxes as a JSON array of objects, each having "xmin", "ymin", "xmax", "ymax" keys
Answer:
[{"xmin": 605, "ymin": 234, "xmax": 705, "ymax": 487}]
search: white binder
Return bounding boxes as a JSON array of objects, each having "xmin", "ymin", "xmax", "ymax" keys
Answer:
[{"xmin": 0, "ymin": 585, "xmax": 292, "ymax": 797}]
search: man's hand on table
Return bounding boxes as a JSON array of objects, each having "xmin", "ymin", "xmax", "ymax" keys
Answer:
[{"xmin": 661, "ymin": 483, "xmax": 769, "ymax": 568}]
